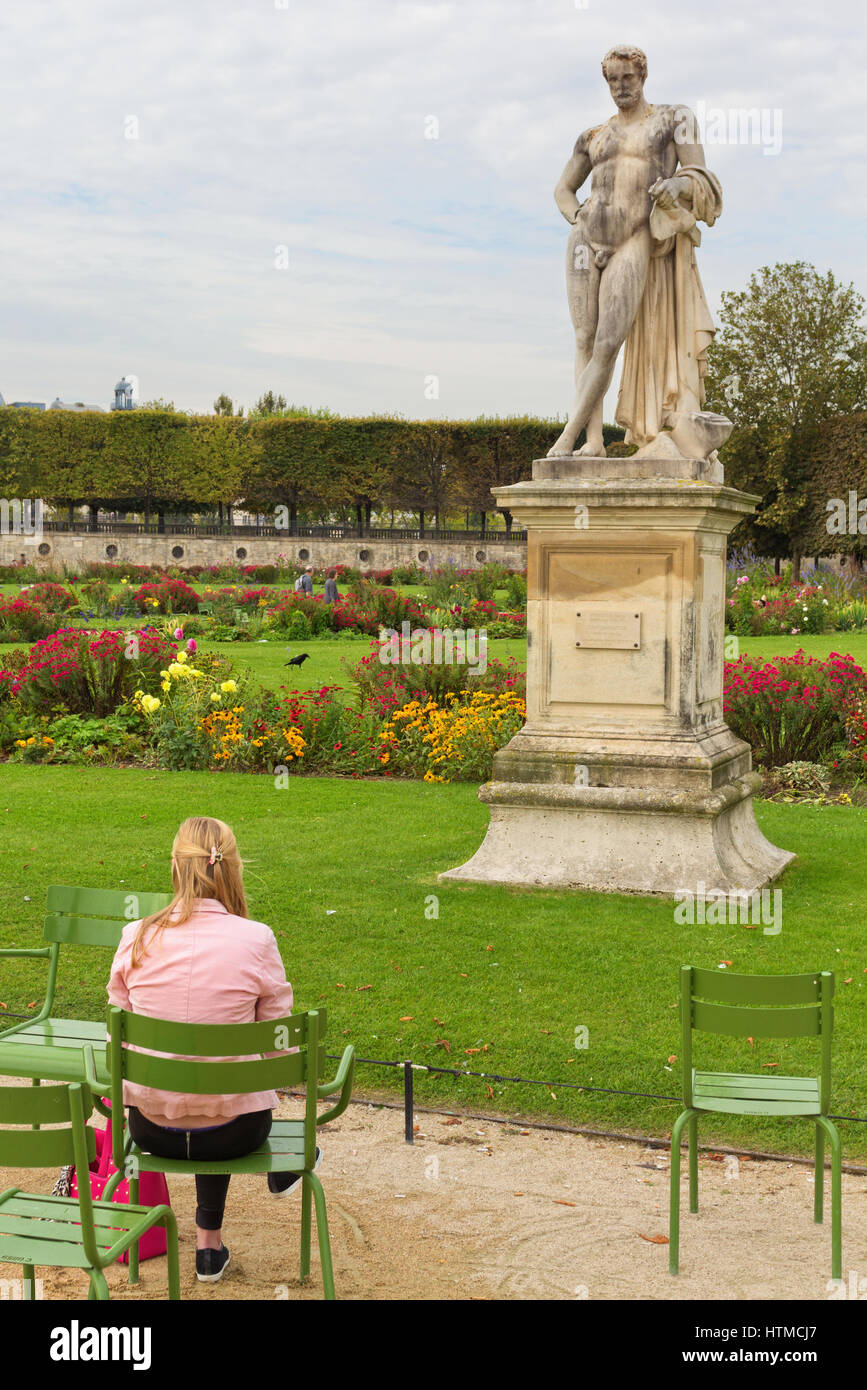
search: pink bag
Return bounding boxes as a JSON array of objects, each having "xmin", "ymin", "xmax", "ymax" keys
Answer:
[{"xmin": 70, "ymin": 1106, "xmax": 171, "ymax": 1264}]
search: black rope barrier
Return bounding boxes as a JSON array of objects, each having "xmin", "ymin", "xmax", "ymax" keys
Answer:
[{"xmin": 324, "ymin": 1052, "xmax": 867, "ymax": 1146}]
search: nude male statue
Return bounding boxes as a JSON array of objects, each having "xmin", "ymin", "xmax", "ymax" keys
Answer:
[{"xmin": 548, "ymin": 46, "xmax": 726, "ymax": 461}]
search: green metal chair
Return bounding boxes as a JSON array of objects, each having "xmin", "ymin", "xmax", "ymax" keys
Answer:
[
  {"xmin": 0, "ymin": 886, "xmax": 171, "ymax": 1087},
  {"xmin": 107, "ymin": 1005, "xmax": 355, "ymax": 1299},
  {"xmin": 0, "ymin": 1065, "xmax": 179, "ymax": 1301},
  {"xmin": 669, "ymin": 965, "xmax": 840, "ymax": 1278}
]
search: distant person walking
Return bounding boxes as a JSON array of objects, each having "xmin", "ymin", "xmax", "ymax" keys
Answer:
[
  {"xmin": 324, "ymin": 569, "xmax": 340, "ymax": 603},
  {"xmin": 297, "ymin": 566, "xmax": 314, "ymax": 596}
]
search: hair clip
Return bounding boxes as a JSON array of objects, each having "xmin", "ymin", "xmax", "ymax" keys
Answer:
[{"xmin": 209, "ymin": 846, "xmax": 223, "ymax": 865}]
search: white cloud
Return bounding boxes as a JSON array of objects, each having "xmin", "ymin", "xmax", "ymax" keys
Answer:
[{"xmin": 0, "ymin": 0, "xmax": 864, "ymax": 424}]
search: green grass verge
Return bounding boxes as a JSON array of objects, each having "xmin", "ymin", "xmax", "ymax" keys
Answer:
[{"xmin": 0, "ymin": 765, "xmax": 864, "ymax": 1158}]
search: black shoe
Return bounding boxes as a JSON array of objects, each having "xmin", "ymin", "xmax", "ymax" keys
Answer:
[
  {"xmin": 268, "ymin": 1146, "xmax": 322, "ymax": 1196},
  {"xmin": 196, "ymin": 1244, "xmax": 230, "ymax": 1283}
]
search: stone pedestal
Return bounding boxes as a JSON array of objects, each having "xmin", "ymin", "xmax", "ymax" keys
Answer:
[{"xmin": 440, "ymin": 455, "xmax": 794, "ymax": 895}]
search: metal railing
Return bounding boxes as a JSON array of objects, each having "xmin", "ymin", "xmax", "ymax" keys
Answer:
[{"xmin": 42, "ymin": 520, "xmax": 527, "ymax": 543}]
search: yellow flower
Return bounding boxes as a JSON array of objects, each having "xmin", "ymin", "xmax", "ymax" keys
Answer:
[
  {"xmin": 140, "ymin": 695, "xmax": 161, "ymax": 714},
  {"xmin": 210, "ymin": 692, "xmax": 222, "ymax": 704},
  {"xmin": 175, "ymin": 650, "xmax": 188, "ymax": 664},
  {"xmin": 220, "ymin": 679, "xmax": 237, "ymax": 694}
]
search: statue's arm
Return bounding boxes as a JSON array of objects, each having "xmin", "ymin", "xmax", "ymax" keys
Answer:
[
  {"xmin": 554, "ymin": 137, "xmax": 592, "ymax": 224},
  {"xmin": 651, "ymin": 107, "xmax": 711, "ymax": 210}
]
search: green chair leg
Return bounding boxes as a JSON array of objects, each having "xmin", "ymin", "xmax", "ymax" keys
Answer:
[
  {"xmin": 817, "ymin": 1117, "xmax": 842, "ymax": 1281},
  {"xmin": 669, "ymin": 1108, "xmax": 695, "ymax": 1275},
  {"xmin": 128, "ymin": 1173, "xmax": 140, "ymax": 1284},
  {"xmin": 688, "ymin": 1114, "xmax": 699, "ymax": 1214},
  {"xmin": 88, "ymin": 1268, "xmax": 110, "ymax": 1301},
  {"xmin": 22, "ymin": 1263, "xmax": 36, "ymax": 1300},
  {"xmin": 300, "ymin": 1173, "xmax": 312, "ymax": 1282},
  {"xmin": 164, "ymin": 1210, "xmax": 181, "ymax": 1301},
  {"xmin": 814, "ymin": 1124, "xmax": 825, "ymax": 1223},
  {"xmin": 308, "ymin": 1170, "xmax": 335, "ymax": 1301}
]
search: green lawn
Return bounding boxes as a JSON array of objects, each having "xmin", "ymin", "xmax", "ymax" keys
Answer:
[{"xmin": 0, "ymin": 766, "xmax": 864, "ymax": 1158}]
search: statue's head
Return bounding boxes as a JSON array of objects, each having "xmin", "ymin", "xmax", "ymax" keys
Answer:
[{"xmin": 601, "ymin": 46, "xmax": 647, "ymax": 110}]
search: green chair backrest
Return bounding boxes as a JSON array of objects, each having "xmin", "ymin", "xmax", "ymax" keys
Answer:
[
  {"xmin": 107, "ymin": 1007, "xmax": 328, "ymax": 1168},
  {"xmin": 0, "ymin": 1080, "xmax": 103, "ymax": 1266},
  {"xmin": 45, "ymin": 886, "xmax": 173, "ymax": 950},
  {"xmin": 679, "ymin": 966, "xmax": 834, "ymax": 1110}
]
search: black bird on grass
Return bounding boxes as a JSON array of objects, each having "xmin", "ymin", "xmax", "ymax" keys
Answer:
[{"xmin": 285, "ymin": 652, "xmax": 311, "ymax": 668}]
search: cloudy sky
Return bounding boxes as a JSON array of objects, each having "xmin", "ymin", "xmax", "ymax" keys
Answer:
[{"xmin": 1, "ymin": 0, "xmax": 864, "ymax": 423}]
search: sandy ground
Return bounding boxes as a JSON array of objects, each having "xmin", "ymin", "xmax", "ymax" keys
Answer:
[{"xmin": 1, "ymin": 1083, "xmax": 864, "ymax": 1302}]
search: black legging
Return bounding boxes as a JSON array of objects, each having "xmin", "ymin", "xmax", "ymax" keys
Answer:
[{"xmin": 127, "ymin": 1106, "xmax": 272, "ymax": 1230}]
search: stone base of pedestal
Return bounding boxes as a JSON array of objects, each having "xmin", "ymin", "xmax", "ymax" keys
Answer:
[
  {"xmin": 439, "ymin": 774, "xmax": 795, "ymax": 895},
  {"xmin": 438, "ymin": 454, "xmax": 794, "ymax": 897}
]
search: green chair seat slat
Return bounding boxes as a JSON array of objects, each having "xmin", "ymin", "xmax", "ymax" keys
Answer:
[
  {"xmin": 694, "ymin": 1070, "xmax": 818, "ymax": 1089},
  {"xmin": 0, "ymin": 1212, "xmax": 140, "ymax": 1243},
  {"xmin": 0, "ymin": 1020, "xmax": 106, "ymax": 1045},
  {"xmin": 0, "ymin": 1233, "xmax": 97, "ymax": 1269},
  {"xmin": 122, "ymin": 1011, "xmax": 317, "ymax": 1051},
  {"xmin": 694, "ymin": 1082, "xmax": 819, "ymax": 1103},
  {"xmin": 693, "ymin": 1072, "xmax": 820, "ymax": 1107},
  {"xmin": 690, "ymin": 968, "xmax": 825, "ymax": 1005},
  {"xmin": 691, "ymin": 1000, "xmax": 821, "ymax": 1038},
  {"xmin": 134, "ymin": 1130, "xmax": 308, "ymax": 1177},
  {"xmin": 45, "ymin": 886, "xmax": 172, "ymax": 919},
  {"xmin": 1, "ymin": 1193, "xmax": 163, "ymax": 1227},
  {"xmin": 0, "ymin": 1044, "xmax": 108, "ymax": 1086}
]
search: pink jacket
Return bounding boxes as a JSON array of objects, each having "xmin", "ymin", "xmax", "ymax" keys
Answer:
[{"xmin": 107, "ymin": 898, "xmax": 294, "ymax": 1129}]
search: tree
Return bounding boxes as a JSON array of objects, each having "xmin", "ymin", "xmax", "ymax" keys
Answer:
[
  {"xmin": 704, "ymin": 262, "xmax": 867, "ymax": 576},
  {"xmin": 213, "ymin": 393, "xmax": 243, "ymax": 417},
  {"xmin": 252, "ymin": 391, "xmax": 288, "ymax": 417}
]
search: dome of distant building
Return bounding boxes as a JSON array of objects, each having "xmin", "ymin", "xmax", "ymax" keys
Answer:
[{"xmin": 113, "ymin": 375, "xmax": 139, "ymax": 410}]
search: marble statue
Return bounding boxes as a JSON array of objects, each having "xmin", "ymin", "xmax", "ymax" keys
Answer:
[{"xmin": 548, "ymin": 45, "xmax": 732, "ymax": 463}]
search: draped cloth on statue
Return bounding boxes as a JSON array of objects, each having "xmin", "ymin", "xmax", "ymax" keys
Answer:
[{"xmin": 615, "ymin": 166, "xmax": 723, "ymax": 447}]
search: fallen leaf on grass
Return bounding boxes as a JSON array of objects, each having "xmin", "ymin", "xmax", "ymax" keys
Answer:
[
  {"xmin": 843, "ymin": 978, "xmax": 853, "ymax": 984},
  {"xmin": 485, "ymin": 1085, "xmax": 494, "ymax": 1099},
  {"xmin": 335, "ymin": 983, "xmax": 346, "ymax": 989},
  {"xmin": 667, "ymin": 1055, "xmax": 677, "ymax": 1064},
  {"xmin": 747, "ymin": 1037, "xmax": 754, "ymax": 1047},
  {"xmin": 433, "ymin": 1017, "xmax": 445, "ymax": 1025},
  {"xmin": 639, "ymin": 1233, "xmax": 670, "ymax": 1244},
  {"xmin": 399, "ymin": 1016, "xmax": 414, "ymax": 1022},
  {"xmin": 435, "ymin": 1039, "xmax": 451, "ymax": 1053},
  {"xmin": 27, "ymin": 1002, "xmax": 37, "ymax": 1009},
  {"xmin": 459, "ymin": 973, "xmax": 468, "ymax": 978},
  {"xmin": 465, "ymin": 1047, "xmax": 480, "ymax": 1054},
  {"xmin": 356, "ymin": 984, "xmax": 372, "ymax": 992},
  {"xmin": 761, "ymin": 1062, "xmax": 780, "ymax": 1069},
  {"xmin": 485, "ymin": 945, "xmax": 493, "ymax": 952}
]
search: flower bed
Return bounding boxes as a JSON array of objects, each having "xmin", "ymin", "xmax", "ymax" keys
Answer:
[
  {"xmin": 6, "ymin": 626, "xmax": 174, "ymax": 718},
  {"xmin": 133, "ymin": 578, "xmax": 202, "ymax": 614},
  {"xmin": 723, "ymin": 650, "xmax": 867, "ymax": 767}
]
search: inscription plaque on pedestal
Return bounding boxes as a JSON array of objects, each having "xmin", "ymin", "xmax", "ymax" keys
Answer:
[{"xmin": 575, "ymin": 606, "xmax": 641, "ymax": 650}]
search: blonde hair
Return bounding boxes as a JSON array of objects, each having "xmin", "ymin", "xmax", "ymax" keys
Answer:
[{"xmin": 131, "ymin": 816, "xmax": 247, "ymax": 968}]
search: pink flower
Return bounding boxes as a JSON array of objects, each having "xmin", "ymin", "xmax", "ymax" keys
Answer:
[
  {"xmin": 173, "ymin": 627, "xmax": 184, "ymax": 640},
  {"xmin": 187, "ymin": 639, "xmax": 197, "ymax": 653}
]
